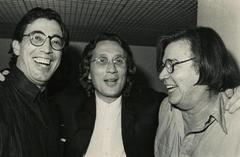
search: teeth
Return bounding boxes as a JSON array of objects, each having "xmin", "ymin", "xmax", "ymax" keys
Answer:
[
  {"xmin": 105, "ymin": 79, "xmax": 117, "ymax": 86},
  {"xmin": 105, "ymin": 78, "xmax": 118, "ymax": 82},
  {"xmin": 166, "ymin": 86, "xmax": 174, "ymax": 89},
  {"xmin": 165, "ymin": 85, "xmax": 176, "ymax": 90},
  {"xmin": 107, "ymin": 79, "xmax": 117, "ymax": 82},
  {"xmin": 33, "ymin": 58, "xmax": 50, "ymax": 65}
]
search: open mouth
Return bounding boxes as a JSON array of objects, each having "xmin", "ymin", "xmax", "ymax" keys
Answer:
[
  {"xmin": 33, "ymin": 57, "xmax": 51, "ymax": 66},
  {"xmin": 104, "ymin": 78, "xmax": 118, "ymax": 86},
  {"xmin": 165, "ymin": 85, "xmax": 176, "ymax": 92}
]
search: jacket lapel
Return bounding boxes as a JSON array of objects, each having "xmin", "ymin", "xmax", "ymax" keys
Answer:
[
  {"xmin": 69, "ymin": 94, "xmax": 138, "ymax": 156},
  {"xmin": 121, "ymin": 96, "xmax": 137, "ymax": 157},
  {"xmin": 71, "ymin": 95, "xmax": 96, "ymax": 155}
]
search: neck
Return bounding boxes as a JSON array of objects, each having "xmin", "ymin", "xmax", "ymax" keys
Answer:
[
  {"xmin": 95, "ymin": 92, "xmax": 120, "ymax": 104},
  {"xmin": 181, "ymin": 90, "xmax": 218, "ymax": 134},
  {"xmin": 16, "ymin": 65, "xmax": 47, "ymax": 92}
]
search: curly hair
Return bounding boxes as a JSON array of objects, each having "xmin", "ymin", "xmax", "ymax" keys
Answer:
[
  {"xmin": 8, "ymin": 7, "xmax": 69, "ymax": 67},
  {"xmin": 79, "ymin": 33, "xmax": 136, "ymax": 97}
]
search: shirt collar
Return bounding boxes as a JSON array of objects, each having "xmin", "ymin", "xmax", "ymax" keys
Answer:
[
  {"xmin": 8, "ymin": 66, "xmax": 44, "ymax": 101},
  {"xmin": 174, "ymin": 93, "xmax": 227, "ymax": 135},
  {"xmin": 210, "ymin": 93, "xmax": 227, "ymax": 134},
  {"xmin": 171, "ymin": 93, "xmax": 227, "ymax": 134}
]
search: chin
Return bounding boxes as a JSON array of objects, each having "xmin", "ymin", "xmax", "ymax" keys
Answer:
[
  {"xmin": 106, "ymin": 93, "xmax": 121, "ymax": 98},
  {"xmin": 168, "ymin": 95, "xmax": 180, "ymax": 105},
  {"xmin": 104, "ymin": 90, "xmax": 121, "ymax": 98},
  {"xmin": 35, "ymin": 76, "xmax": 51, "ymax": 83}
]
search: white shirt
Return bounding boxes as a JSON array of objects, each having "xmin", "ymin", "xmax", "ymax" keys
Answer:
[{"xmin": 84, "ymin": 95, "xmax": 126, "ymax": 157}]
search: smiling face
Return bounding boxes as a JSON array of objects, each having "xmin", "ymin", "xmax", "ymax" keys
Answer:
[
  {"xmin": 13, "ymin": 18, "xmax": 63, "ymax": 90},
  {"xmin": 89, "ymin": 40, "xmax": 127, "ymax": 103},
  {"xmin": 159, "ymin": 39, "xmax": 202, "ymax": 109}
]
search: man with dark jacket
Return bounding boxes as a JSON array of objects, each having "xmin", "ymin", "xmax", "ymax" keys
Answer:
[
  {"xmin": 0, "ymin": 7, "xmax": 68, "ymax": 157},
  {"xmin": 54, "ymin": 33, "xmax": 167, "ymax": 157}
]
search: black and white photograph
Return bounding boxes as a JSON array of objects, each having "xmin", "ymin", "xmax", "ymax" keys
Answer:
[{"xmin": 0, "ymin": 0, "xmax": 239, "ymax": 157}]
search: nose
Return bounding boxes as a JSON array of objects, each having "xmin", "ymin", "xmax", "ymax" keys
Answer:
[
  {"xmin": 159, "ymin": 68, "xmax": 170, "ymax": 81},
  {"xmin": 41, "ymin": 37, "xmax": 53, "ymax": 54},
  {"xmin": 106, "ymin": 61, "xmax": 117, "ymax": 73}
]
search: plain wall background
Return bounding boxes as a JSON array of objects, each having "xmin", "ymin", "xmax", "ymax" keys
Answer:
[{"xmin": 198, "ymin": 0, "xmax": 240, "ymax": 66}]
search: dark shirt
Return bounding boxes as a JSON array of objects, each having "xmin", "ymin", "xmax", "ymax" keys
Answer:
[{"xmin": 0, "ymin": 67, "xmax": 61, "ymax": 157}]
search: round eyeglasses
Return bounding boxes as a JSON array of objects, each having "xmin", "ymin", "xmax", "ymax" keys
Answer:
[
  {"xmin": 161, "ymin": 57, "xmax": 195, "ymax": 73},
  {"xmin": 91, "ymin": 56, "xmax": 126, "ymax": 66},
  {"xmin": 23, "ymin": 31, "xmax": 65, "ymax": 51}
]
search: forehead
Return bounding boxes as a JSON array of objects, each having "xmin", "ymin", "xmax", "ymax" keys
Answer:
[
  {"xmin": 24, "ymin": 18, "xmax": 63, "ymax": 36},
  {"xmin": 164, "ymin": 39, "xmax": 193, "ymax": 60},
  {"xmin": 92, "ymin": 40, "xmax": 126, "ymax": 57}
]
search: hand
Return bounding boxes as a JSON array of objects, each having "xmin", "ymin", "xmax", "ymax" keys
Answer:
[
  {"xmin": 0, "ymin": 69, "xmax": 10, "ymax": 81},
  {"xmin": 225, "ymin": 87, "xmax": 240, "ymax": 113}
]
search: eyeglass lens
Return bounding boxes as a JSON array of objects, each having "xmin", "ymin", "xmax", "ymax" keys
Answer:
[
  {"xmin": 26, "ymin": 31, "xmax": 65, "ymax": 50},
  {"xmin": 92, "ymin": 56, "xmax": 126, "ymax": 66}
]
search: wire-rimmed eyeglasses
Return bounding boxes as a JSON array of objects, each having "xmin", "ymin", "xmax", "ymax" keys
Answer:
[
  {"xmin": 23, "ymin": 31, "xmax": 65, "ymax": 51},
  {"xmin": 161, "ymin": 57, "xmax": 195, "ymax": 73},
  {"xmin": 91, "ymin": 56, "xmax": 126, "ymax": 66}
]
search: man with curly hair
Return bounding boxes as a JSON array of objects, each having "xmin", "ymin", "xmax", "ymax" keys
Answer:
[{"xmin": 55, "ymin": 33, "xmax": 166, "ymax": 157}]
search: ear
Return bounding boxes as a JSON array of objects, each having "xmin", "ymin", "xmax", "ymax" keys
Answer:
[{"xmin": 12, "ymin": 40, "xmax": 21, "ymax": 56}]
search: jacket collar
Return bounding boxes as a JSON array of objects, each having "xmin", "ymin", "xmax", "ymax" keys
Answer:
[
  {"xmin": 8, "ymin": 66, "xmax": 42, "ymax": 101},
  {"xmin": 7, "ymin": 66, "xmax": 48, "ymax": 127}
]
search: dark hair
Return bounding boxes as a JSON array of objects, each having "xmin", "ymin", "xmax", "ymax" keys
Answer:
[
  {"xmin": 80, "ymin": 32, "xmax": 136, "ymax": 97},
  {"xmin": 8, "ymin": 7, "xmax": 69, "ymax": 67},
  {"xmin": 157, "ymin": 26, "xmax": 240, "ymax": 92}
]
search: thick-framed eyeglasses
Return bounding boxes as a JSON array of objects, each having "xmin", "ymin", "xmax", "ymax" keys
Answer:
[
  {"xmin": 23, "ymin": 31, "xmax": 65, "ymax": 51},
  {"xmin": 91, "ymin": 56, "xmax": 127, "ymax": 66},
  {"xmin": 161, "ymin": 57, "xmax": 195, "ymax": 73}
]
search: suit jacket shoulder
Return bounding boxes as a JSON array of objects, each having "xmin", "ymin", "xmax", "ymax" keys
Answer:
[
  {"xmin": 127, "ymin": 87, "xmax": 167, "ymax": 114},
  {"xmin": 121, "ymin": 87, "xmax": 167, "ymax": 157},
  {"xmin": 50, "ymin": 83, "xmax": 88, "ymax": 139}
]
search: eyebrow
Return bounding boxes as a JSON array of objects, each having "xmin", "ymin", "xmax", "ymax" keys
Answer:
[
  {"xmin": 93, "ymin": 53, "xmax": 125, "ymax": 57},
  {"xmin": 114, "ymin": 55, "xmax": 126, "ymax": 58},
  {"xmin": 27, "ymin": 30, "xmax": 63, "ymax": 37}
]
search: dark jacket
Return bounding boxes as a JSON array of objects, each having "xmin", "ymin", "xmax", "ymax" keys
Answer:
[
  {"xmin": 55, "ymin": 85, "xmax": 167, "ymax": 157},
  {"xmin": 0, "ymin": 67, "xmax": 61, "ymax": 157}
]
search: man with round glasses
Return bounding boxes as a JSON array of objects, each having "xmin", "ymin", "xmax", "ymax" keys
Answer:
[
  {"xmin": 160, "ymin": 57, "xmax": 195, "ymax": 73},
  {"xmin": 55, "ymin": 32, "xmax": 167, "ymax": 157},
  {"xmin": 155, "ymin": 27, "xmax": 240, "ymax": 157},
  {"xmin": 23, "ymin": 30, "xmax": 65, "ymax": 51},
  {"xmin": 0, "ymin": 7, "xmax": 68, "ymax": 157}
]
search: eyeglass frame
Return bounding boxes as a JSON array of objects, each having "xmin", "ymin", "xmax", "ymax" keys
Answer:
[
  {"xmin": 91, "ymin": 56, "xmax": 127, "ymax": 66},
  {"xmin": 23, "ymin": 31, "xmax": 65, "ymax": 51},
  {"xmin": 161, "ymin": 57, "xmax": 196, "ymax": 73}
]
